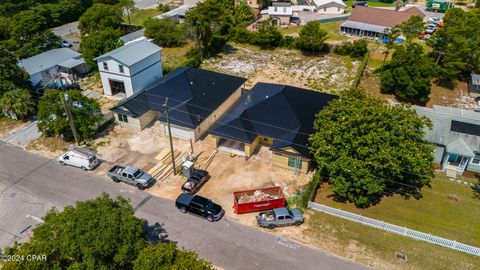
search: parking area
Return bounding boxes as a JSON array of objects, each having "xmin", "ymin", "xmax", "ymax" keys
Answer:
[{"xmin": 93, "ymin": 123, "xmax": 311, "ymax": 223}]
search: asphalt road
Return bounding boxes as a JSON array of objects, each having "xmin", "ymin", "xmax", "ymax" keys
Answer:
[{"xmin": 0, "ymin": 144, "xmax": 370, "ymax": 270}]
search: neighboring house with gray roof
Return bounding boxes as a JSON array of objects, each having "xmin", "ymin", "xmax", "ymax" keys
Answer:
[
  {"xmin": 94, "ymin": 39, "xmax": 163, "ymax": 98},
  {"xmin": 414, "ymin": 105, "xmax": 480, "ymax": 175},
  {"xmin": 18, "ymin": 48, "xmax": 89, "ymax": 90}
]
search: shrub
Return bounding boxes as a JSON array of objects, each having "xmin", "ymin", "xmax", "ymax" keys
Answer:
[
  {"xmin": 334, "ymin": 42, "xmax": 352, "ymax": 56},
  {"xmin": 350, "ymin": 39, "xmax": 369, "ymax": 58},
  {"xmin": 157, "ymin": 3, "xmax": 171, "ymax": 13}
]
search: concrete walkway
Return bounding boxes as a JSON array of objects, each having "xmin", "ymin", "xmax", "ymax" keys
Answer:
[{"xmin": 3, "ymin": 121, "xmax": 41, "ymax": 147}]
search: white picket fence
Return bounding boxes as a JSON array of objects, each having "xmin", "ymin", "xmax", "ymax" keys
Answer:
[{"xmin": 308, "ymin": 201, "xmax": 480, "ymax": 256}]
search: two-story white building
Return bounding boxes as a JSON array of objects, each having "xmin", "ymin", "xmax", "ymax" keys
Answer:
[{"xmin": 94, "ymin": 39, "xmax": 163, "ymax": 98}]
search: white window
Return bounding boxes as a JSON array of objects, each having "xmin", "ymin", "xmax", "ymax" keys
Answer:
[
  {"xmin": 472, "ymin": 153, "xmax": 480, "ymax": 165},
  {"xmin": 119, "ymin": 65, "xmax": 124, "ymax": 73},
  {"xmin": 103, "ymin": 62, "xmax": 108, "ymax": 71},
  {"xmin": 338, "ymin": 7, "xmax": 340, "ymax": 11}
]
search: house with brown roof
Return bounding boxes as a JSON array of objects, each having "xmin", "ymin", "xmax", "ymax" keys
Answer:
[{"xmin": 340, "ymin": 6, "xmax": 425, "ymax": 38}]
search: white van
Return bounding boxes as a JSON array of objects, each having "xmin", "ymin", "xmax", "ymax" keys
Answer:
[{"xmin": 58, "ymin": 147, "xmax": 100, "ymax": 171}]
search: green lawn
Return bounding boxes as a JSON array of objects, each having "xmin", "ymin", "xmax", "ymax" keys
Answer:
[
  {"xmin": 124, "ymin": 8, "xmax": 163, "ymax": 26},
  {"xmin": 161, "ymin": 43, "xmax": 193, "ymax": 72},
  {"xmin": 280, "ymin": 21, "xmax": 347, "ymax": 41},
  {"xmin": 315, "ymin": 174, "xmax": 480, "ymax": 246},
  {"xmin": 344, "ymin": 0, "xmax": 395, "ymax": 7},
  {"xmin": 306, "ymin": 212, "xmax": 479, "ymax": 270}
]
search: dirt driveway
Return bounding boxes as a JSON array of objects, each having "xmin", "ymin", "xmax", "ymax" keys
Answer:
[{"xmin": 93, "ymin": 124, "xmax": 310, "ymax": 224}]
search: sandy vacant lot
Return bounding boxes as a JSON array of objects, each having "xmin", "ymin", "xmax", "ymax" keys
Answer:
[{"xmin": 202, "ymin": 44, "xmax": 360, "ymax": 93}]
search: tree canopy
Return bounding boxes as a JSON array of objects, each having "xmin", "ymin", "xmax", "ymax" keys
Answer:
[
  {"xmin": 79, "ymin": 4, "xmax": 123, "ymax": 35},
  {"xmin": 309, "ymin": 89, "xmax": 435, "ymax": 207},
  {"xmin": 254, "ymin": 18, "xmax": 284, "ymax": 49},
  {"xmin": 184, "ymin": 0, "xmax": 254, "ymax": 63},
  {"xmin": 144, "ymin": 18, "xmax": 186, "ymax": 47},
  {"xmin": 37, "ymin": 89, "xmax": 103, "ymax": 142},
  {"xmin": 428, "ymin": 8, "xmax": 480, "ymax": 83},
  {"xmin": 380, "ymin": 42, "xmax": 436, "ymax": 104},
  {"xmin": 295, "ymin": 21, "xmax": 329, "ymax": 54},
  {"xmin": 397, "ymin": 15, "xmax": 425, "ymax": 43},
  {"xmin": 2, "ymin": 194, "xmax": 212, "ymax": 270},
  {"xmin": 0, "ymin": 88, "xmax": 35, "ymax": 119},
  {"xmin": 132, "ymin": 243, "xmax": 212, "ymax": 270},
  {"xmin": 80, "ymin": 28, "xmax": 124, "ymax": 68}
]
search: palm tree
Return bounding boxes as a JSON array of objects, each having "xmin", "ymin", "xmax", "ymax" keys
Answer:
[{"xmin": 0, "ymin": 88, "xmax": 35, "ymax": 120}]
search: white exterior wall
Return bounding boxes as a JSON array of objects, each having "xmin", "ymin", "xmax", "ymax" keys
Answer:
[
  {"xmin": 97, "ymin": 52, "xmax": 162, "ymax": 98},
  {"xmin": 99, "ymin": 71, "xmax": 134, "ymax": 97},
  {"xmin": 97, "ymin": 59, "xmax": 132, "ymax": 76},
  {"xmin": 317, "ymin": 5, "xmax": 345, "ymax": 14}
]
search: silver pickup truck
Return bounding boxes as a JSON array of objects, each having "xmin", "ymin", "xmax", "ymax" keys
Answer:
[
  {"xmin": 107, "ymin": 165, "xmax": 154, "ymax": 190},
  {"xmin": 256, "ymin": 208, "xmax": 304, "ymax": 229}
]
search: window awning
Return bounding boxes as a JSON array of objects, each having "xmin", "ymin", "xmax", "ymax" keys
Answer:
[{"xmin": 58, "ymin": 58, "xmax": 85, "ymax": 69}]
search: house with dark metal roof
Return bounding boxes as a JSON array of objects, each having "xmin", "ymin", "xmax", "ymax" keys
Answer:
[
  {"xmin": 110, "ymin": 67, "xmax": 246, "ymax": 141},
  {"xmin": 469, "ymin": 73, "xmax": 480, "ymax": 97},
  {"xmin": 414, "ymin": 105, "xmax": 480, "ymax": 176},
  {"xmin": 18, "ymin": 48, "xmax": 89, "ymax": 91},
  {"xmin": 340, "ymin": 6, "xmax": 425, "ymax": 38},
  {"xmin": 209, "ymin": 83, "xmax": 337, "ymax": 174},
  {"xmin": 94, "ymin": 39, "xmax": 163, "ymax": 98}
]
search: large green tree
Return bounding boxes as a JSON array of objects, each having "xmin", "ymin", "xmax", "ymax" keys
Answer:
[
  {"xmin": 38, "ymin": 89, "xmax": 103, "ymax": 141},
  {"xmin": 0, "ymin": 88, "xmax": 35, "ymax": 119},
  {"xmin": 79, "ymin": 4, "xmax": 123, "ymax": 35},
  {"xmin": 2, "ymin": 194, "xmax": 212, "ymax": 270},
  {"xmin": 380, "ymin": 42, "xmax": 436, "ymax": 104},
  {"xmin": 309, "ymin": 90, "xmax": 435, "ymax": 207},
  {"xmin": 2, "ymin": 194, "xmax": 146, "ymax": 270},
  {"xmin": 132, "ymin": 243, "xmax": 212, "ymax": 270},
  {"xmin": 80, "ymin": 28, "xmax": 124, "ymax": 68},
  {"xmin": 144, "ymin": 18, "xmax": 186, "ymax": 47},
  {"xmin": 254, "ymin": 18, "xmax": 283, "ymax": 49},
  {"xmin": 0, "ymin": 47, "xmax": 31, "ymax": 90},
  {"xmin": 428, "ymin": 8, "xmax": 480, "ymax": 83},
  {"xmin": 295, "ymin": 20, "xmax": 328, "ymax": 54},
  {"xmin": 397, "ymin": 15, "xmax": 425, "ymax": 43}
]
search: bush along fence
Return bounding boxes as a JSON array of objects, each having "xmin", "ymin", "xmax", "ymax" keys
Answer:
[
  {"xmin": 308, "ymin": 201, "xmax": 480, "ymax": 256},
  {"xmin": 351, "ymin": 51, "xmax": 370, "ymax": 89}
]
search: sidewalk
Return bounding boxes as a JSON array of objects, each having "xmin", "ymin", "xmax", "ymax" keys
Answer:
[{"xmin": 3, "ymin": 121, "xmax": 41, "ymax": 147}]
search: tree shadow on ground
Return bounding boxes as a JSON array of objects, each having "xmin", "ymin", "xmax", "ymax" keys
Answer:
[
  {"xmin": 326, "ymin": 183, "xmax": 425, "ymax": 208},
  {"xmin": 143, "ymin": 221, "xmax": 170, "ymax": 244},
  {"xmin": 222, "ymin": 44, "xmax": 238, "ymax": 55}
]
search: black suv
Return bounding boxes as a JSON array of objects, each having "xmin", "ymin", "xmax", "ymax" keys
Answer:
[{"xmin": 175, "ymin": 194, "xmax": 224, "ymax": 222}]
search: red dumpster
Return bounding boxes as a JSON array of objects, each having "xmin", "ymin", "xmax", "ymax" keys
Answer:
[{"xmin": 233, "ymin": 186, "xmax": 286, "ymax": 214}]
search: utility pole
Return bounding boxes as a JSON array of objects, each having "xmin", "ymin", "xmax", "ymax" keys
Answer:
[
  {"xmin": 164, "ymin": 98, "xmax": 176, "ymax": 175},
  {"xmin": 59, "ymin": 91, "xmax": 79, "ymax": 145}
]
